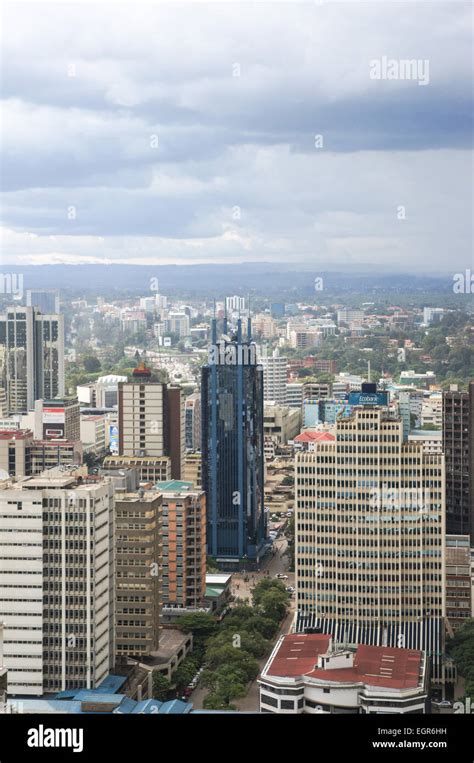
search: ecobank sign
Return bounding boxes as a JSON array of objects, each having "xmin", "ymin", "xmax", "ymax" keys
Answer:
[{"xmin": 348, "ymin": 391, "xmax": 389, "ymax": 406}]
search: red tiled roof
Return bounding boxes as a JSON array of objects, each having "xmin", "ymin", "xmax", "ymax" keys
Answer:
[
  {"xmin": 294, "ymin": 431, "xmax": 335, "ymax": 443},
  {"xmin": 266, "ymin": 634, "xmax": 331, "ymax": 677},
  {"xmin": 0, "ymin": 429, "xmax": 33, "ymax": 440},
  {"xmin": 266, "ymin": 637, "xmax": 422, "ymax": 690}
]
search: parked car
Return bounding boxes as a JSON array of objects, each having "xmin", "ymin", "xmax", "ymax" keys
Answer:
[{"xmin": 275, "ymin": 573, "xmax": 289, "ymax": 580}]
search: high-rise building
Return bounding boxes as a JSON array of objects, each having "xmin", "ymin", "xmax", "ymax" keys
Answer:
[
  {"xmin": 185, "ymin": 393, "xmax": 201, "ymax": 451},
  {"xmin": 0, "ymin": 306, "xmax": 64, "ymax": 414},
  {"xmin": 118, "ymin": 363, "xmax": 184, "ymax": 479},
  {"xmin": 26, "ymin": 289, "xmax": 60, "ymax": 315},
  {"xmin": 114, "ymin": 491, "xmax": 162, "ymax": 658},
  {"xmin": 156, "ymin": 480, "xmax": 206, "ymax": 611},
  {"xmin": 445, "ymin": 535, "xmax": 472, "ymax": 632},
  {"xmin": 225, "ymin": 295, "xmax": 245, "ymax": 313},
  {"xmin": 0, "ymin": 471, "xmax": 114, "ymax": 695},
  {"xmin": 442, "ymin": 382, "xmax": 474, "ymax": 542},
  {"xmin": 260, "ymin": 349, "xmax": 287, "ymax": 404},
  {"xmin": 201, "ymin": 318, "xmax": 266, "ymax": 569},
  {"xmin": 295, "ymin": 394, "xmax": 446, "ymax": 682}
]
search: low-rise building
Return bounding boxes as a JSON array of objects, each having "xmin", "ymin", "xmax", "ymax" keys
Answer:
[{"xmin": 259, "ymin": 634, "xmax": 428, "ymax": 714}]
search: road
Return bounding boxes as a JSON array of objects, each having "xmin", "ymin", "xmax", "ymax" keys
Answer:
[{"xmin": 190, "ymin": 535, "xmax": 295, "ymax": 711}]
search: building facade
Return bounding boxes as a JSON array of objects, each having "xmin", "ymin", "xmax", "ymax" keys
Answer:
[
  {"xmin": 156, "ymin": 481, "xmax": 206, "ymax": 611},
  {"xmin": 295, "ymin": 399, "xmax": 446, "ymax": 682},
  {"xmin": 114, "ymin": 492, "xmax": 162, "ymax": 658},
  {"xmin": 0, "ymin": 473, "xmax": 114, "ymax": 695},
  {"xmin": 0, "ymin": 306, "xmax": 64, "ymax": 414},
  {"xmin": 201, "ymin": 318, "xmax": 266, "ymax": 568},
  {"xmin": 442, "ymin": 383, "xmax": 474, "ymax": 542}
]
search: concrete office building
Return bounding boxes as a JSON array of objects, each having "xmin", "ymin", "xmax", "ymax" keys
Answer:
[
  {"xmin": 0, "ymin": 430, "xmax": 83, "ymax": 478},
  {"xmin": 34, "ymin": 398, "xmax": 80, "ymax": 442},
  {"xmin": 0, "ymin": 306, "xmax": 64, "ymax": 414},
  {"xmin": 445, "ymin": 535, "xmax": 472, "ymax": 632},
  {"xmin": 263, "ymin": 404, "xmax": 301, "ymax": 445},
  {"xmin": 118, "ymin": 363, "xmax": 185, "ymax": 480},
  {"xmin": 295, "ymin": 393, "xmax": 446, "ymax": 683},
  {"xmin": 260, "ymin": 349, "xmax": 287, "ymax": 404},
  {"xmin": 104, "ymin": 454, "xmax": 171, "ymax": 484},
  {"xmin": 182, "ymin": 452, "xmax": 202, "ymax": 489},
  {"xmin": 26, "ymin": 289, "xmax": 60, "ymax": 315},
  {"xmin": 114, "ymin": 491, "xmax": 162, "ymax": 658},
  {"xmin": 0, "ymin": 472, "xmax": 114, "ymax": 695}
]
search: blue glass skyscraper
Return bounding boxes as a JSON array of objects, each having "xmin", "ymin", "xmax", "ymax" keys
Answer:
[{"xmin": 201, "ymin": 315, "xmax": 266, "ymax": 570}]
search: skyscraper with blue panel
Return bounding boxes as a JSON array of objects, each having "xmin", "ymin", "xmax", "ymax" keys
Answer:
[{"xmin": 201, "ymin": 315, "xmax": 266, "ymax": 570}]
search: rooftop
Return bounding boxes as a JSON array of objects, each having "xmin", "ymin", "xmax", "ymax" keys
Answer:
[
  {"xmin": 155, "ymin": 480, "xmax": 196, "ymax": 493},
  {"xmin": 264, "ymin": 635, "xmax": 423, "ymax": 690},
  {"xmin": 294, "ymin": 431, "xmax": 335, "ymax": 443},
  {"xmin": 265, "ymin": 633, "xmax": 331, "ymax": 677}
]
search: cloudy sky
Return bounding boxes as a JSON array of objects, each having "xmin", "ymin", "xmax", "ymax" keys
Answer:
[{"xmin": 1, "ymin": 0, "xmax": 472, "ymax": 272}]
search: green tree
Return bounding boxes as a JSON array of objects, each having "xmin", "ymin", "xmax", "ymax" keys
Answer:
[
  {"xmin": 177, "ymin": 612, "xmax": 218, "ymax": 649},
  {"xmin": 83, "ymin": 355, "xmax": 101, "ymax": 373},
  {"xmin": 447, "ymin": 619, "xmax": 474, "ymax": 698},
  {"xmin": 204, "ymin": 644, "xmax": 259, "ymax": 682},
  {"xmin": 201, "ymin": 665, "xmax": 247, "ymax": 707},
  {"xmin": 152, "ymin": 671, "xmax": 171, "ymax": 701}
]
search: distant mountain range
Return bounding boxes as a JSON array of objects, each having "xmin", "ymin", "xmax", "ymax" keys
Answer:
[{"xmin": 0, "ymin": 263, "xmax": 459, "ymax": 299}]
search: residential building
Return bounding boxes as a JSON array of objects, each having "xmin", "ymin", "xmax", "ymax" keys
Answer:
[{"xmin": 156, "ymin": 481, "xmax": 206, "ymax": 612}]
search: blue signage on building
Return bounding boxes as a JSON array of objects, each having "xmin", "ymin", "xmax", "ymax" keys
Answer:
[{"xmin": 348, "ymin": 391, "xmax": 389, "ymax": 406}]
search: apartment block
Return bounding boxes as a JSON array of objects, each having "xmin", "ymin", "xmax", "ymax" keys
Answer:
[{"xmin": 157, "ymin": 481, "xmax": 206, "ymax": 611}]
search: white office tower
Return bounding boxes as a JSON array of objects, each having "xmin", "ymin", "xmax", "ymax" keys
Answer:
[
  {"xmin": 295, "ymin": 405, "xmax": 446, "ymax": 684},
  {"xmin": 0, "ymin": 472, "xmax": 114, "ymax": 695},
  {"xmin": 225, "ymin": 295, "xmax": 246, "ymax": 313},
  {"xmin": 260, "ymin": 349, "xmax": 287, "ymax": 404}
]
